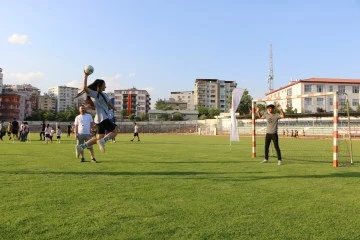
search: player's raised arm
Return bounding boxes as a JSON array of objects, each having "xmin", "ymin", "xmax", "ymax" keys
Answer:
[
  {"xmin": 83, "ymin": 72, "xmax": 90, "ymax": 94},
  {"xmin": 256, "ymin": 107, "xmax": 262, "ymax": 118},
  {"xmin": 277, "ymin": 105, "xmax": 285, "ymax": 118}
]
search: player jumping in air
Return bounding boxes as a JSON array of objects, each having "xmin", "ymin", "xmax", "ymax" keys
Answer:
[{"xmin": 74, "ymin": 71, "xmax": 117, "ymax": 158}]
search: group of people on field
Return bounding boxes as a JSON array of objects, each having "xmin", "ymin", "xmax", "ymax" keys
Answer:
[{"xmin": 0, "ymin": 119, "xmax": 30, "ymax": 142}]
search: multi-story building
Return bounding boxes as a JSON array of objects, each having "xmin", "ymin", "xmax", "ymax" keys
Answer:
[
  {"xmin": 48, "ymin": 86, "xmax": 79, "ymax": 112},
  {"xmin": 0, "ymin": 93, "xmax": 21, "ymax": 121},
  {"xmin": 37, "ymin": 94, "xmax": 57, "ymax": 111},
  {"xmin": 265, "ymin": 78, "xmax": 360, "ymax": 113},
  {"xmin": 113, "ymin": 88, "xmax": 151, "ymax": 117},
  {"xmin": 0, "ymin": 68, "xmax": 3, "ymax": 93},
  {"xmin": 194, "ymin": 79, "xmax": 237, "ymax": 112},
  {"xmin": 0, "ymin": 84, "xmax": 39, "ymax": 120},
  {"xmin": 164, "ymin": 100, "xmax": 188, "ymax": 110},
  {"xmin": 170, "ymin": 91, "xmax": 195, "ymax": 110}
]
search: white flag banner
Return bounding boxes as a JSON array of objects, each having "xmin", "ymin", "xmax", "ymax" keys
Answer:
[{"xmin": 230, "ymin": 88, "xmax": 245, "ymax": 142}]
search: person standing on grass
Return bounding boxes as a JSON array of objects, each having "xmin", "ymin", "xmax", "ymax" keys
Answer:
[
  {"xmin": 11, "ymin": 118, "xmax": 19, "ymax": 141},
  {"xmin": 0, "ymin": 120, "xmax": 6, "ymax": 141},
  {"xmin": 256, "ymin": 104, "xmax": 285, "ymax": 165},
  {"xmin": 56, "ymin": 126, "xmax": 62, "ymax": 143},
  {"xmin": 40, "ymin": 121, "xmax": 46, "ymax": 141},
  {"xmin": 67, "ymin": 123, "xmax": 72, "ymax": 138},
  {"xmin": 130, "ymin": 122, "xmax": 140, "ymax": 142},
  {"xmin": 44, "ymin": 124, "xmax": 51, "ymax": 144},
  {"xmin": 7, "ymin": 122, "xmax": 12, "ymax": 140},
  {"xmin": 74, "ymin": 104, "xmax": 97, "ymax": 163},
  {"xmin": 74, "ymin": 71, "xmax": 117, "ymax": 158}
]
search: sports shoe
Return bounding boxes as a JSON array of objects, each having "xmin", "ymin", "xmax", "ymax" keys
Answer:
[
  {"xmin": 97, "ymin": 139, "xmax": 106, "ymax": 153},
  {"xmin": 278, "ymin": 160, "xmax": 282, "ymax": 166},
  {"xmin": 75, "ymin": 145, "xmax": 84, "ymax": 158},
  {"xmin": 262, "ymin": 159, "xmax": 269, "ymax": 163},
  {"xmin": 80, "ymin": 158, "xmax": 85, "ymax": 162},
  {"xmin": 91, "ymin": 158, "xmax": 97, "ymax": 163}
]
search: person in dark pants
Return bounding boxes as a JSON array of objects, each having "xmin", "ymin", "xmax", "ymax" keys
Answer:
[
  {"xmin": 256, "ymin": 104, "xmax": 285, "ymax": 165},
  {"xmin": 40, "ymin": 121, "xmax": 46, "ymax": 140},
  {"xmin": 67, "ymin": 123, "xmax": 72, "ymax": 138}
]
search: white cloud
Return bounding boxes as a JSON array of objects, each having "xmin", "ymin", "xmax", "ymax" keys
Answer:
[
  {"xmin": 4, "ymin": 71, "xmax": 47, "ymax": 92},
  {"xmin": 8, "ymin": 34, "xmax": 30, "ymax": 44},
  {"xmin": 66, "ymin": 80, "xmax": 82, "ymax": 90},
  {"xmin": 128, "ymin": 73, "xmax": 136, "ymax": 78},
  {"xmin": 7, "ymin": 71, "xmax": 45, "ymax": 83}
]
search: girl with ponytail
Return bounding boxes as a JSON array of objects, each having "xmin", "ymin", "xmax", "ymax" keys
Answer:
[{"xmin": 75, "ymin": 71, "xmax": 117, "ymax": 158}]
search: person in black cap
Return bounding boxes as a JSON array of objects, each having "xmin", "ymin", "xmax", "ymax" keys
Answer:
[{"xmin": 256, "ymin": 104, "xmax": 285, "ymax": 165}]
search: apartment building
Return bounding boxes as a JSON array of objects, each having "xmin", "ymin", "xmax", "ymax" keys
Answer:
[
  {"xmin": 0, "ymin": 84, "xmax": 40, "ymax": 120},
  {"xmin": 48, "ymin": 86, "xmax": 79, "ymax": 112},
  {"xmin": 265, "ymin": 78, "xmax": 360, "ymax": 113},
  {"xmin": 194, "ymin": 79, "xmax": 237, "ymax": 112},
  {"xmin": 37, "ymin": 94, "xmax": 57, "ymax": 111},
  {"xmin": 113, "ymin": 88, "xmax": 151, "ymax": 117},
  {"xmin": 169, "ymin": 91, "xmax": 195, "ymax": 110},
  {"xmin": 0, "ymin": 68, "xmax": 3, "ymax": 93}
]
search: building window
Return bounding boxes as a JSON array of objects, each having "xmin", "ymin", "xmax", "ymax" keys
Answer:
[
  {"xmin": 329, "ymin": 85, "xmax": 333, "ymax": 92},
  {"xmin": 339, "ymin": 98, "xmax": 346, "ymax": 106},
  {"xmin": 352, "ymin": 99, "xmax": 359, "ymax": 107},
  {"xmin": 287, "ymin": 99, "xmax": 292, "ymax": 107},
  {"xmin": 317, "ymin": 98, "xmax": 324, "ymax": 105},
  {"xmin": 305, "ymin": 98, "xmax": 312, "ymax": 105},
  {"xmin": 316, "ymin": 85, "xmax": 324, "ymax": 93},
  {"xmin": 338, "ymin": 85, "xmax": 345, "ymax": 93},
  {"xmin": 329, "ymin": 97, "xmax": 333, "ymax": 106},
  {"xmin": 352, "ymin": 86, "xmax": 359, "ymax": 93},
  {"xmin": 304, "ymin": 85, "xmax": 312, "ymax": 93},
  {"xmin": 287, "ymin": 88, "xmax": 292, "ymax": 96}
]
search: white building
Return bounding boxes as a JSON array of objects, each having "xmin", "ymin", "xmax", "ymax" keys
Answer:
[
  {"xmin": 266, "ymin": 78, "xmax": 360, "ymax": 113},
  {"xmin": 48, "ymin": 86, "xmax": 79, "ymax": 112},
  {"xmin": 0, "ymin": 68, "xmax": 3, "ymax": 93},
  {"xmin": 113, "ymin": 88, "xmax": 151, "ymax": 118},
  {"xmin": 170, "ymin": 91, "xmax": 195, "ymax": 110},
  {"xmin": 194, "ymin": 79, "xmax": 237, "ymax": 112}
]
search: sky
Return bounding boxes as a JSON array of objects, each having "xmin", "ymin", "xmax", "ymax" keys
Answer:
[{"xmin": 1, "ymin": 0, "xmax": 360, "ymax": 107}]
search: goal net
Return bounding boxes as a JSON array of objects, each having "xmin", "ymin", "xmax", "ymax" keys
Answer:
[{"xmin": 251, "ymin": 92, "xmax": 355, "ymax": 167}]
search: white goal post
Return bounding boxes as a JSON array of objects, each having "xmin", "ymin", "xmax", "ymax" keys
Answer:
[{"xmin": 251, "ymin": 91, "xmax": 341, "ymax": 167}]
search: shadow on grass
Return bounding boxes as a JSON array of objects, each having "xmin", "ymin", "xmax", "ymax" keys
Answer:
[
  {"xmin": 0, "ymin": 170, "xmax": 264, "ymax": 176},
  {"xmin": 0, "ymin": 171, "xmax": 359, "ymax": 181}
]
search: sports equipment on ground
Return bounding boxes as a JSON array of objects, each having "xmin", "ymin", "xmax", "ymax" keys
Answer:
[{"xmin": 84, "ymin": 65, "xmax": 94, "ymax": 75}]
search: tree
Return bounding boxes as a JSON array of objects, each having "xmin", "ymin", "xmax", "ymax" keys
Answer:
[
  {"xmin": 197, "ymin": 106, "xmax": 209, "ymax": 118},
  {"xmin": 237, "ymin": 89, "xmax": 252, "ymax": 115},
  {"xmin": 155, "ymin": 99, "xmax": 173, "ymax": 110},
  {"xmin": 285, "ymin": 104, "xmax": 296, "ymax": 114},
  {"xmin": 120, "ymin": 109, "xmax": 128, "ymax": 118},
  {"xmin": 158, "ymin": 113, "xmax": 169, "ymax": 121},
  {"xmin": 208, "ymin": 108, "xmax": 220, "ymax": 119},
  {"xmin": 171, "ymin": 112, "xmax": 183, "ymax": 121}
]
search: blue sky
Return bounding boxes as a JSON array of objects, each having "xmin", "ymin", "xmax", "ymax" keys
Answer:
[{"xmin": 1, "ymin": 0, "xmax": 360, "ymax": 107}]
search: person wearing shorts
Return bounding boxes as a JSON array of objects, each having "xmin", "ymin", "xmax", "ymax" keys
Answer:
[
  {"xmin": 130, "ymin": 122, "xmax": 140, "ymax": 142},
  {"xmin": 74, "ymin": 72, "xmax": 117, "ymax": 159},
  {"xmin": 74, "ymin": 105, "xmax": 96, "ymax": 162}
]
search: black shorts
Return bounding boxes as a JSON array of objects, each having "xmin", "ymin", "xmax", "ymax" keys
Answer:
[
  {"xmin": 97, "ymin": 119, "xmax": 116, "ymax": 135},
  {"xmin": 134, "ymin": 132, "xmax": 139, "ymax": 136},
  {"xmin": 12, "ymin": 129, "xmax": 18, "ymax": 134}
]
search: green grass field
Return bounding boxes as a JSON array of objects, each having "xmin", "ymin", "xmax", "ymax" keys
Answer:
[{"xmin": 1, "ymin": 133, "xmax": 360, "ymax": 240}]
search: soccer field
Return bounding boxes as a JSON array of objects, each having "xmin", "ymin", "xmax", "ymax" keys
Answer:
[{"xmin": 1, "ymin": 134, "xmax": 360, "ymax": 239}]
